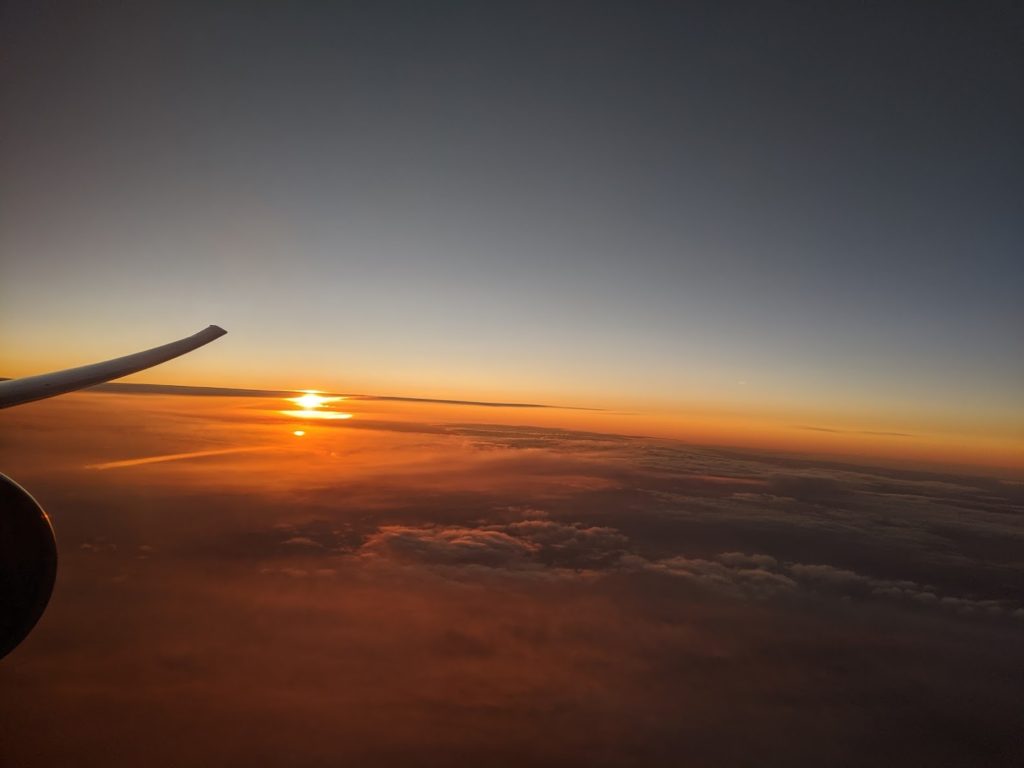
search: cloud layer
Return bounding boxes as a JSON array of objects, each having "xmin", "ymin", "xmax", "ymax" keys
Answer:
[{"xmin": 1, "ymin": 393, "xmax": 1022, "ymax": 767}]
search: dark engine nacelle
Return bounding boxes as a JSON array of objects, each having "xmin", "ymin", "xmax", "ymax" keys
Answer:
[{"xmin": 0, "ymin": 473, "xmax": 57, "ymax": 659}]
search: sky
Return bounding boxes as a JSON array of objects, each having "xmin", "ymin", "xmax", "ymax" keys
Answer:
[
  {"xmin": 1, "ymin": 1, "xmax": 1021, "ymax": 470},
  {"xmin": 1, "ymin": 390, "xmax": 1022, "ymax": 766},
  {"xmin": 3, "ymin": 5, "xmax": 1024, "ymax": 764}
]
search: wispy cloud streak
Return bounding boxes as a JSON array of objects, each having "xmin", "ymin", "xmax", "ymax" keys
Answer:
[{"xmin": 86, "ymin": 446, "xmax": 270, "ymax": 470}]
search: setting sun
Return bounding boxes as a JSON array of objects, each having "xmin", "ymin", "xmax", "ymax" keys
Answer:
[
  {"xmin": 289, "ymin": 392, "xmax": 341, "ymax": 410},
  {"xmin": 282, "ymin": 392, "xmax": 351, "ymax": 421}
]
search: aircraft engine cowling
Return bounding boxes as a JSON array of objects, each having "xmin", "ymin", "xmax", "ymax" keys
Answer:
[{"xmin": 0, "ymin": 473, "xmax": 57, "ymax": 659}]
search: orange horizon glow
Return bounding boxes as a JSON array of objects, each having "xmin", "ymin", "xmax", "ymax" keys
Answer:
[
  {"xmin": 0, "ymin": 346, "xmax": 1020, "ymax": 474},
  {"xmin": 2, "ymin": 388, "xmax": 1014, "ymax": 485}
]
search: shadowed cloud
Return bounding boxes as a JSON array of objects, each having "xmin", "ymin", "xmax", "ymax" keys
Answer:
[{"xmin": 797, "ymin": 425, "xmax": 915, "ymax": 437}]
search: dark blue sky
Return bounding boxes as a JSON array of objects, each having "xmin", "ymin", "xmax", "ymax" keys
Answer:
[{"xmin": 1, "ymin": 2, "xmax": 1021, "ymax": 436}]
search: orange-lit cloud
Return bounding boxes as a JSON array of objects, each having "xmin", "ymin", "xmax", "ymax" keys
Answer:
[{"xmin": 2, "ymin": 390, "xmax": 1022, "ymax": 767}]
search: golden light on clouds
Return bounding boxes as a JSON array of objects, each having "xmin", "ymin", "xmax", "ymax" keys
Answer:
[{"xmin": 281, "ymin": 410, "xmax": 353, "ymax": 421}]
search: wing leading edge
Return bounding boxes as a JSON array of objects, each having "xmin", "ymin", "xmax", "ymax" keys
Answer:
[{"xmin": 0, "ymin": 325, "xmax": 227, "ymax": 409}]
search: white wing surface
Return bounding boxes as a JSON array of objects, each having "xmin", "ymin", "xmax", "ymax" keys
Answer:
[{"xmin": 0, "ymin": 325, "xmax": 227, "ymax": 409}]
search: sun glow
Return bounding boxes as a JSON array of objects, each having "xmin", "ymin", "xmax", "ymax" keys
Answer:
[
  {"xmin": 289, "ymin": 392, "xmax": 342, "ymax": 410},
  {"xmin": 282, "ymin": 391, "xmax": 352, "ymax": 422}
]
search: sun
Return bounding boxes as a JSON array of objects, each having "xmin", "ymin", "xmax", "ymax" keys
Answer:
[
  {"xmin": 282, "ymin": 391, "xmax": 352, "ymax": 422},
  {"xmin": 289, "ymin": 392, "xmax": 339, "ymax": 410}
]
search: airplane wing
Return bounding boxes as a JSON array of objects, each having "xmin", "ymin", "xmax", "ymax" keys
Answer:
[{"xmin": 0, "ymin": 325, "xmax": 227, "ymax": 409}]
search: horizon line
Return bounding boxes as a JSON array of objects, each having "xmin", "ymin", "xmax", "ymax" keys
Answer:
[{"xmin": 67, "ymin": 381, "xmax": 605, "ymax": 411}]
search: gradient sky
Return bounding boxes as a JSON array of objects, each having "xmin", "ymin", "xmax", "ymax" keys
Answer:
[{"xmin": 1, "ymin": 2, "xmax": 1022, "ymax": 465}]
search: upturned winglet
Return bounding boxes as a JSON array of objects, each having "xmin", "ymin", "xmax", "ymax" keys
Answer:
[{"xmin": 0, "ymin": 326, "xmax": 227, "ymax": 409}]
